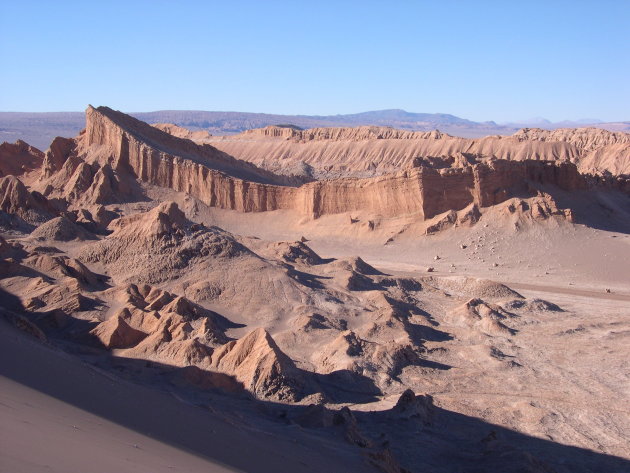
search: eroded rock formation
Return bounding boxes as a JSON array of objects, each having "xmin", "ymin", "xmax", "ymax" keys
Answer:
[
  {"xmin": 32, "ymin": 106, "xmax": 602, "ymax": 222},
  {"xmin": 0, "ymin": 140, "xmax": 44, "ymax": 177},
  {"xmin": 204, "ymin": 124, "xmax": 630, "ymax": 179},
  {"xmin": 3, "ymin": 106, "xmax": 628, "ymax": 235}
]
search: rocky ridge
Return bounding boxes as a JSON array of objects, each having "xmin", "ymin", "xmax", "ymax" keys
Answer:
[
  {"xmin": 28, "ymin": 106, "xmax": 618, "ymax": 226},
  {"xmin": 152, "ymin": 123, "xmax": 213, "ymax": 142},
  {"xmin": 207, "ymin": 124, "xmax": 630, "ymax": 179}
]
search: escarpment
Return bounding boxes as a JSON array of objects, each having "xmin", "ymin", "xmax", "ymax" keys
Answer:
[
  {"xmin": 513, "ymin": 127, "xmax": 630, "ymax": 151},
  {"xmin": 239, "ymin": 125, "xmax": 446, "ymax": 141},
  {"xmin": 84, "ymin": 105, "xmax": 289, "ymax": 186},
  {"xmin": 25, "ymin": 106, "xmax": 623, "ymax": 224},
  {"xmin": 207, "ymin": 123, "xmax": 630, "ymax": 179}
]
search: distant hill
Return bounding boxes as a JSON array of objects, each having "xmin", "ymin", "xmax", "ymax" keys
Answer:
[
  {"xmin": 1, "ymin": 108, "xmax": 627, "ymax": 150},
  {"xmin": 132, "ymin": 109, "xmax": 516, "ymax": 139}
]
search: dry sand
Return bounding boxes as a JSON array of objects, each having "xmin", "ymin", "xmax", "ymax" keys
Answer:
[{"xmin": 0, "ymin": 317, "xmax": 378, "ymax": 473}]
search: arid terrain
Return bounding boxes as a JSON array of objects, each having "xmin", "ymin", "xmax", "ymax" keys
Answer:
[{"xmin": 1, "ymin": 106, "xmax": 629, "ymax": 473}]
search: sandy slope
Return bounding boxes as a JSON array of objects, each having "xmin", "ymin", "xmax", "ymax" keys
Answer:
[
  {"xmin": 0, "ymin": 377, "xmax": 238, "ymax": 473},
  {"xmin": 0, "ymin": 317, "xmax": 377, "ymax": 473},
  {"xmin": 188, "ymin": 198, "xmax": 630, "ymax": 294}
]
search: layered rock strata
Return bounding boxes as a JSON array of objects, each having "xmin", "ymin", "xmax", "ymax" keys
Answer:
[
  {"xmin": 208, "ymin": 124, "xmax": 630, "ymax": 178},
  {"xmin": 69, "ymin": 106, "xmax": 590, "ymax": 220}
]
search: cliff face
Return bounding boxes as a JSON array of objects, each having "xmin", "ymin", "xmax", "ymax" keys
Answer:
[
  {"xmin": 513, "ymin": 127, "xmax": 630, "ymax": 151},
  {"xmin": 208, "ymin": 130, "xmax": 583, "ymax": 179},
  {"xmin": 84, "ymin": 106, "xmax": 291, "ymax": 186},
  {"xmin": 513, "ymin": 128, "xmax": 630, "ymax": 177},
  {"xmin": 33, "ymin": 107, "xmax": 600, "ymax": 221},
  {"xmin": 239, "ymin": 125, "xmax": 446, "ymax": 141},
  {"xmin": 206, "ymin": 124, "xmax": 630, "ymax": 179}
]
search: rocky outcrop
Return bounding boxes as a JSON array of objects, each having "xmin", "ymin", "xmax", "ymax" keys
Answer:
[
  {"xmin": 28, "ymin": 216, "xmax": 95, "ymax": 241},
  {"xmin": 106, "ymin": 201, "xmax": 188, "ymax": 239},
  {"xmin": 0, "ymin": 175, "xmax": 53, "ymax": 227},
  {"xmin": 391, "ymin": 389, "xmax": 434, "ymax": 423},
  {"xmin": 79, "ymin": 202, "xmax": 249, "ymax": 284},
  {"xmin": 273, "ymin": 240, "xmax": 323, "ymax": 265},
  {"xmin": 91, "ymin": 315, "xmax": 147, "ymax": 349},
  {"xmin": 87, "ymin": 282, "xmax": 229, "ymax": 367},
  {"xmin": 41, "ymin": 136, "xmax": 76, "ymax": 178},
  {"xmin": 315, "ymin": 330, "xmax": 419, "ymax": 382},
  {"xmin": 36, "ymin": 134, "xmax": 139, "ymax": 206},
  {"xmin": 121, "ymin": 314, "xmax": 215, "ymax": 367},
  {"xmin": 421, "ymin": 277, "xmax": 523, "ymax": 301},
  {"xmin": 0, "ymin": 140, "xmax": 44, "ymax": 178},
  {"xmin": 210, "ymin": 327, "xmax": 303, "ymax": 401},
  {"xmin": 39, "ymin": 107, "xmax": 620, "ymax": 224},
  {"xmin": 84, "ymin": 105, "xmax": 289, "ymax": 185},
  {"xmin": 209, "ymin": 124, "xmax": 630, "ymax": 179},
  {"xmin": 1, "ymin": 176, "xmax": 42, "ymax": 216},
  {"xmin": 24, "ymin": 253, "xmax": 106, "ymax": 290},
  {"xmin": 239, "ymin": 125, "xmax": 446, "ymax": 141}
]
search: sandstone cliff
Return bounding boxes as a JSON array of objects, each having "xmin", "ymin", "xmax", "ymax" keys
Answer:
[
  {"xmin": 206, "ymin": 124, "xmax": 630, "ymax": 178},
  {"xmin": 26, "ymin": 106, "xmax": 625, "ymax": 226},
  {"xmin": 83, "ymin": 105, "xmax": 289, "ymax": 186},
  {"xmin": 238, "ymin": 125, "xmax": 446, "ymax": 141}
]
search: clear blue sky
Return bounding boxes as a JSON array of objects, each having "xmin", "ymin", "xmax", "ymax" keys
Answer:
[{"xmin": 1, "ymin": 0, "xmax": 628, "ymax": 122}]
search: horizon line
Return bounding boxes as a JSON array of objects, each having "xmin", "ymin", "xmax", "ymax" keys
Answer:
[{"xmin": 0, "ymin": 107, "xmax": 626, "ymax": 125}]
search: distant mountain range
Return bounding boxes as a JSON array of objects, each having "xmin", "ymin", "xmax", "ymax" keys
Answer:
[{"xmin": 1, "ymin": 108, "xmax": 628, "ymax": 150}]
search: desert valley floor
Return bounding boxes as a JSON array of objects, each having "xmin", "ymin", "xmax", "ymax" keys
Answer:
[{"xmin": 0, "ymin": 106, "xmax": 629, "ymax": 473}]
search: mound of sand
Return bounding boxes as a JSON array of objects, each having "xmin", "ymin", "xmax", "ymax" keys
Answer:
[
  {"xmin": 447, "ymin": 298, "xmax": 515, "ymax": 336},
  {"xmin": 79, "ymin": 202, "xmax": 248, "ymax": 284},
  {"xmin": 28, "ymin": 216, "xmax": 95, "ymax": 241},
  {"xmin": 422, "ymin": 276, "xmax": 523, "ymax": 300}
]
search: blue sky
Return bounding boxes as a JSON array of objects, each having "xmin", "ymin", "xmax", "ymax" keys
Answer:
[{"xmin": 1, "ymin": 0, "xmax": 628, "ymax": 122}]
